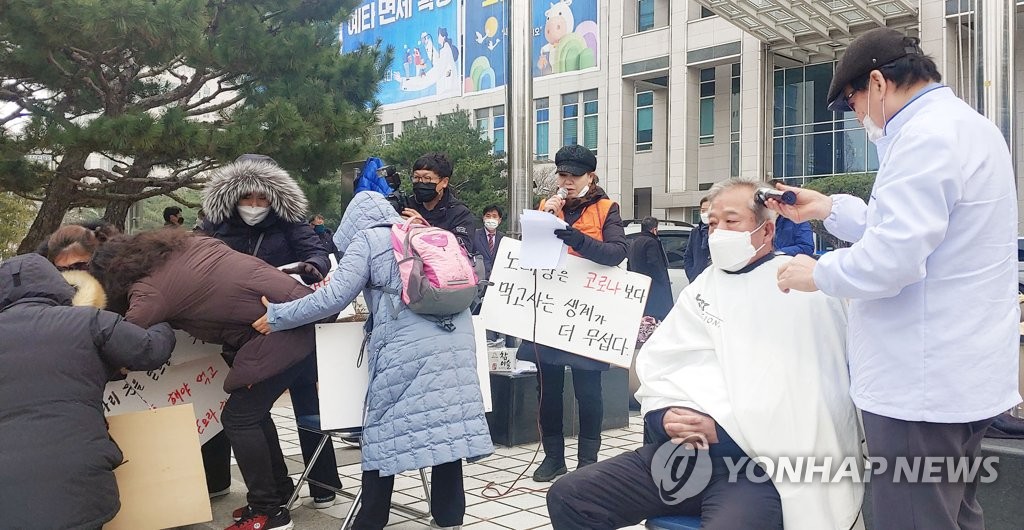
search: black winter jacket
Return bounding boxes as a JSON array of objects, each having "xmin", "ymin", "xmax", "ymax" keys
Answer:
[
  {"xmin": 0, "ymin": 254, "xmax": 174, "ymax": 529},
  {"xmin": 200, "ymin": 158, "xmax": 331, "ymax": 280},
  {"xmin": 411, "ymin": 190, "xmax": 477, "ymax": 254},
  {"xmin": 627, "ymin": 230, "xmax": 674, "ymax": 320},
  {"xmin": 203, "ymin": 212, "xmax": 331, "ymax": 276}
]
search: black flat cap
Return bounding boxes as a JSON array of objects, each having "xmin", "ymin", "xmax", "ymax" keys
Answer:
[
  {"xmin": 555, "ymin": 144, "xmax": 597, "ymax": 176},
  {"xmin": 826, "ymin": 28, "xmax": 923, "ymax": 112}
]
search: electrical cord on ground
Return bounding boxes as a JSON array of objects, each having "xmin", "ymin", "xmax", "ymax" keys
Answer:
[{"xmin": 481, "ymin": 269, "xmax": 551, "ymax": 498}]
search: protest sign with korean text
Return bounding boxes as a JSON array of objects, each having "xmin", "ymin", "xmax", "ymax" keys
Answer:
[
  {"xmin": 102, "ymin": 352, "xmax": 230, "ymax": 445},
  {"xmin": 479, "ymin": 238, "xmax": 649, "ymax": 368}
]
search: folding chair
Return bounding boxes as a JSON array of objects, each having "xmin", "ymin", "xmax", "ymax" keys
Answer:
[{"xmin": 289, "ymin": 415, "xmax": 431, "ymax": 529}]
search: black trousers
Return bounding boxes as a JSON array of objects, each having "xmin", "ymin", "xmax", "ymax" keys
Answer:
[
  {"xmin": 201, "ymin": 431, "xmax": 233, "ymax": 493},
  {"xmin": 352, "ymin": 460, "xmax": 466, "ymax": 530},
  {"xmin": 222, "ymin": 355, "xmax": 315, "ymax": 513},
  {"xmin": 538, "ymin": 363, "xmax": 603, "ymax": 440},
  {"xmin": 547, "ymin": 443, "xmax": 782, "ymax": 530},
  {"xmin": 202, "ymin": 357, "xmax": 341, "ymax": 500},
  {"xmin": 288, "ymin": 361, "xmax": 341, "ymax": 498},
  {"xmin": 862, "ymin": 410, "xmax": 996, "ymax": 530}
]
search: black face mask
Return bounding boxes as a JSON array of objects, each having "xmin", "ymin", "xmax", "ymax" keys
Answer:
[{"xmin": 412, "ymin": 182, "xmax": 440, "ymax": 203}]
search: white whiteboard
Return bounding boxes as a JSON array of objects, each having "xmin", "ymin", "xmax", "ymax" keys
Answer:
[{"xmin": 316, "ymin": 318, "xmax": 492, "ymax": 431}]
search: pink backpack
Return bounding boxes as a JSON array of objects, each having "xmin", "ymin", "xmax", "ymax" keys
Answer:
[{"xmin": 385, "ymin": 219, "xmax": 482, "ymax": 319}]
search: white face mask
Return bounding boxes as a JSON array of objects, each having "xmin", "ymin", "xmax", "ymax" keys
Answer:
[
  {"xmin": 699, "ymin": 212, "xmax": 710, "ymax": 225},
  {"xmin": 238, "ymin": 205, "xmax": 270, "ymax": 226},
  {"xmin": 576, "ymin": 185, "xmax": 590, "ymax": 198},
  {"xmin": 483, "ymin": 219, "xmax": 500, "ymax": 231},
  {"xmin": 708, "ymin": 220, "xmax": 767, "ymax": 272},
  {"xmin": 862, "ymin": 86, "xmax": 886, "ymax": 144}
]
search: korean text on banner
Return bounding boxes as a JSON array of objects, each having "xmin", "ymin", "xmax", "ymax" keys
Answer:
[
  {"xmin": 316, "ymin": 319, "xmax": 493, "ymax": 431},
  {"xmin": 479, "ymin": 238, "xmax": 650, "ymax": 368},
  {"xmin": 101, "ymin": 353, "xmax": 230, "ymax": 445},
  {"xmin": 341, "ymin": 0, "xmax": 462, "ymax": 107}
]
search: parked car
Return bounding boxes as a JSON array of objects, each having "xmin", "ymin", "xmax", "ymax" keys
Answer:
[{"xmin": 622, "ymin": 219, "xmax": 692, "ymax": 301}]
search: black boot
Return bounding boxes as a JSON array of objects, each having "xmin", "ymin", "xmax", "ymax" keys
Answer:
[
  {"xmin": 533, "ymin": 435, "xmax": 567, "ymax": 482},
  {"xmin": 577, "ymin": 436, "xmax": 601, "ymax": 469}
]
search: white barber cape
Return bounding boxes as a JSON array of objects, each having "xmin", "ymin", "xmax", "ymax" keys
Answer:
[{"xmin": 636, "ymin": 255, "xmax": 862, "ymax": 530}]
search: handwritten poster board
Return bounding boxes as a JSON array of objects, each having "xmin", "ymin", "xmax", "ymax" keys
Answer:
[
  {"xmin": 479, "ymin": 238, "xmax": 650, "ymax": 368},
  {"xmin": 104, "ymin": 404, "xmax": 211, "ymax": 529},
  {"xmin": 316, "ymin": 318, "xmax": 493, "ymax": 431},
  {"xmin": 102, "ymin": 349, "xmax": 230, "ymax": 445}
]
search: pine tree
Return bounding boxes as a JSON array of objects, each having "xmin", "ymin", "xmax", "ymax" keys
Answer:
[{"xmin": 0, "ymin": 0, "xmax": 388, "ymax": 252}]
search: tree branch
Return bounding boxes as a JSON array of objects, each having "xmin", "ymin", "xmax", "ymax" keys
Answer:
[
  {"xmin": 130, "ymin": 68, "xmax": 216, "ymax": 112},
  {"xmin": 186, "ymin": 91, "xmax": 246, "ymax": 116}
]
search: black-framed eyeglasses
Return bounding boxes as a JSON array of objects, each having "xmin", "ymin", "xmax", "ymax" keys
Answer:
[{"xmin": 411, "ymin": 174, "xmax": 441, "ymax": 184}]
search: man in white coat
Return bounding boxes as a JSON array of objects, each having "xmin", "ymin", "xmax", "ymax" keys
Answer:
[
  {"xmin": 772, "ymin": 28, "xmax": 1021, "ymax": 530},
  {"xmin": 547, "ymin": 178, "xmax": 863, "ymax": 530}
]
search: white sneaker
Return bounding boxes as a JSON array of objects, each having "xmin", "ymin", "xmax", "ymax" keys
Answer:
[
  {"xmin": 311, "ymin": 494, "xmax": 336, "ymax": 509},
  {"xmin": 428, "ymin": 519, "xmax": 462, "ymax": 530}
]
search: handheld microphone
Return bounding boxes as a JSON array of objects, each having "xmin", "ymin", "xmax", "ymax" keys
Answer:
[
  {"xmin": 546, "ymin": 188, "xmax": 568, "ymax": 214},
  {"xmin": 755, "ymin": 188, "xmax": 797, "ymax": 206}
]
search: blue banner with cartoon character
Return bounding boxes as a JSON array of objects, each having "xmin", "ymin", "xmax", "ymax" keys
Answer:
[
  {"xmin": 532, "ymin": 0, "xmax": 599, "ymax": 78},
  {"xmin": 463, "ymin": 0, "xmax": 507, "ymax": 93},
  {"xmin": 340, "ymin": 0, "xmax": 462, "ymax": 107}
]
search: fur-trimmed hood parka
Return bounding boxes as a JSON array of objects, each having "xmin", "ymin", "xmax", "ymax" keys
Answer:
[
  {"xmin": 0, "ymin": 253, "xmax": 174, "ymax": 529},
  {"xmin": 200, "ymin": 156, "xmax": 331, "ymax": 277}
]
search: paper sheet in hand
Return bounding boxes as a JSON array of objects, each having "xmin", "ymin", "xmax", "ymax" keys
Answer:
[
  {"xmin": 316, "ymin": 319, "xmax": 493, "ymax": 431},
  {"xmin": 104, "ymin": 404, "xmax": 211, "ymax": 529},
  {"xmin": 519, "ymin": 209, "xmax": 568, "ymax": 269}
]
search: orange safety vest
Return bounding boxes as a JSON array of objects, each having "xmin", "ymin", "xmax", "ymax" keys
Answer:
[{"xmin": 536, "ymin": 197, "xmax": 614, "ymax": 257}]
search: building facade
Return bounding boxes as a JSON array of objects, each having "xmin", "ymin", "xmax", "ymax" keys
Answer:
[{"xmin": 373, "ymin": 0, "xmax": 1022, "ymax": 226}]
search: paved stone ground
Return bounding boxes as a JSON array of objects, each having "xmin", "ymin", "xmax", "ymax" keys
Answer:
[{"xmin": 176, "ymin": 393, "xmax": 648, "ymax": 530}]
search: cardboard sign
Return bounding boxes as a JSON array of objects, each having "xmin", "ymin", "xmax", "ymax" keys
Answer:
[
  {"xmin": 479, "ymin": 238, "xmax": 651, "ymax": 368},
  {"xmin": 316, "ymin": 318, "xmax": 493, "ymax": 431},
  {"xmin": 104, "ymin": 404, "xmax": 211, "ymax": 529},
  {"xmin": 102, "ymin": 353, "xmax": 230, "ymax": 445}
]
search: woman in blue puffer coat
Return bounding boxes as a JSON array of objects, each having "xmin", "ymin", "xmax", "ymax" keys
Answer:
[{"xmin": 253, "ymin": 191, "xmax": 493, "ymax": 530}]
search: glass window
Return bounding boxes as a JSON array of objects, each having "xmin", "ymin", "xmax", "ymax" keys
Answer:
[
  {"xmin": 773, "ymin": 69, "xmax": 785, "ymax": 135},
  {"xmin": 699, "ymin": 97, "xmax": 714, "ymax": 144},
  {"xmin": 584, "ymin": 110, "xmax": 599, "ymax": 153},
  {"xmin": 535, "ymin": 98, "xmax": 550, "ymax": 159},
  {"xmin": 783, "ymin": 134, "xmax": 804, "ymax": 178},
  {"xmin": 636, "ymin": 90, "xmax": 654, "ymax": 152},
  {"xmin": 493, "ymin": 106, "xmax": 505, "ymax": 155},
  {"xmin": 638, "ymin": 0, "xmax": 655, "ymax": 31},
  {"xmin": 700, "ymin": 6, "xmax": 715, "ymax": 19},
  {"xmin": 536, "ymin": 122, "xmax": 550, "ymax": 159},
  {"xmin": 730, "ymin": 141, "xmax": 740, "ymax": 177},
  {"xmin": 563, "ymin": 93, "xmax": 579, "ymax": 146},
  {"xmin": 699, "ymin": 68, "xmax": 715, "ymax": 144},
  {"xmin": 564, "ymin": 119, "xmax": 579, "ymax": 146},
  {"xmin": 474, "ymin": 108, "xmax": 489, "ymax": 138}
]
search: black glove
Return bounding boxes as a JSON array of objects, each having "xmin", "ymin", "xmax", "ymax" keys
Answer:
[
  {"xmin": 281, "ymin": 262, "xmax": 324, "ymax": 284},
  {"xmin": 554, "ymin": 226, "xmax": 586, "ymax": 249}
]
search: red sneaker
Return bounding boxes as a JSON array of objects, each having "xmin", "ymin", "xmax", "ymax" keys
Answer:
[{"xmin": 224, "ymin": 508, "xmax": 292, "ymax": 530}]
